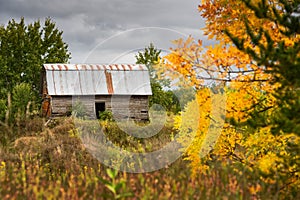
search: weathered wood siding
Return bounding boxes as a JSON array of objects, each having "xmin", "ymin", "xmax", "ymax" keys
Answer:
[
  {"xmin": 50, "ymin": 95, "xmax": 149, "ymax": 120},
  {"xmin": 51, "ymin": 96, "xmax": 72, "ymax": 117},
  {"xmin": 107, "ymin": 95, "xmax": 149, "ymax": 120},
  {"xmin": 41, "ymin": 69, "xmax": 52, "ymax": 117}
]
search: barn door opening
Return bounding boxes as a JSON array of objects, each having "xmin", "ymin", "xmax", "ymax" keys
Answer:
[{"xmin": 95, "ymin": 102, "xmax": 105, "ymax": 119}]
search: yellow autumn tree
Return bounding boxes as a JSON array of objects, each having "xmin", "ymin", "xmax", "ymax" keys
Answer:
[{"xmin": 162, "ymin": 0, "xmax": 300, "ymax": 196}]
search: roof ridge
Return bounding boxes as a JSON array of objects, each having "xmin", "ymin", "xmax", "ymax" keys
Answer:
[{"xmin": 43, "ymin": 64, "xmax": 148, "ymax": 71}]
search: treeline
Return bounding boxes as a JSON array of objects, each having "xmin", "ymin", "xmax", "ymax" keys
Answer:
[{"xmin": 0, "ymin": 18, "xmax": 70, "ymax": 123}]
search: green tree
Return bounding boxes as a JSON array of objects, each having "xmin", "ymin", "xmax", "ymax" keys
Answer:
[
  {"xmin": 135, "ymin": 43, "xmax": 161, "ymax": 78},
  {"xmin": 136, "ymin": 43, "xmax": 196, "ymax": 113},
  {"xmin": 225, "ymin": 0, "xmax": 300, "ymax": 135},
  {"xmin": 135, "ymin": 43, "xmax": 176, "ymax": 112},
  {"xmin": 0, "ymin": 17, "xmax": 71, "ymax": 100}
]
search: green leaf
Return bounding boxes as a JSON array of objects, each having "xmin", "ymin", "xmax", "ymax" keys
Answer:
[
  {"xmin": 98, "ymin": 177, "xmax": 110, "ymax": 185},
  {"xmin": 105, "ymin": 184, "xmax": 116, "ymax": 195},
  {"xmin": 116, "ymin": 192, "xmax": 134, "ymax": 199},
  {"xmin": 114, "ymin": 182, "xmax": 124, "ymax": 192},
  {"xmin": 106, "ymin": 168, "xmax": 118, "ymax": 179}
]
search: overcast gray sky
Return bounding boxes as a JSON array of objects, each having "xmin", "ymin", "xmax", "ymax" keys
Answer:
[{"xmin": 0, "ymin": 0, "xmax": 211, "ymax": 63}]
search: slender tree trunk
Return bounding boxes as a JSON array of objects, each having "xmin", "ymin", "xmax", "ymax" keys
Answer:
[{"xmin": 5, "ymin": 93, "xmax": 11, "ymax": 126}]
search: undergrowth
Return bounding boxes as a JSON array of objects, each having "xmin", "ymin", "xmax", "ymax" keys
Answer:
[{"xmin": 0, "ymin": 116, "xmax": 297, "ymax": 199}]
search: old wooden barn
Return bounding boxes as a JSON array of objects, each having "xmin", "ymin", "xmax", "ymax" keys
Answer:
[{"xmin": 40, "ymin": 64, "xmax": 152, "ymax": 120}]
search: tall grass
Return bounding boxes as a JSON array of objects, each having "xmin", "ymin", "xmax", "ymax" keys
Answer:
[{"xmin": 0, "ymin": 116, "xmax": 298, "ymax": 199}]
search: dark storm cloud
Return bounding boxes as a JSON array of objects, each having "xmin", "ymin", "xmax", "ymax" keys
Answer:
[{"xmin": 0, "ymin": 0, "xmax": 210, "ymax": 63}]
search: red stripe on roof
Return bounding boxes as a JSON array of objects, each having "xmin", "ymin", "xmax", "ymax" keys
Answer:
[
  {"xmin": 105, "ymin": 71, "xmax": 114, "ymax": 94},
  {"xmin": 121, "ymin": 64, "xmax": 126, "ymax": 70},
  {"xmin": 78, "ymin": 70, "xmax": 83, "ymax": 94},
  {"xmin": 139, "ymin": 65, "xmax": 144, "ymax": 70}
]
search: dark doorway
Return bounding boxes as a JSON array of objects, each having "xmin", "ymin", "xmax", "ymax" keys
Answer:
[{"xmin": 95, "ymin": 102, "xmax": 105, "ymax": 119}]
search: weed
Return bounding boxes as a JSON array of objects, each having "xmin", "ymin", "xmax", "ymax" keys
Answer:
[{"xmin": 100, "ymin": 168, "xmax": 133, "ymax": 199}]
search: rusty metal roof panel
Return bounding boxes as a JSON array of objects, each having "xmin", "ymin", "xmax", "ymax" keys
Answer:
[
  {"xmin": 43, "ymin": 64, "xmax": 152, "ymax": 95},
  {"xmin": 111, "ymin": 71, "xmax": 152, "ymax": 95}
]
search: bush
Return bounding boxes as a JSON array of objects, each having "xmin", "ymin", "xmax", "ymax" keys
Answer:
[
  {"xmin": 98, "ymin": 110, "xmax": 113, "ymax": 121},
  {"xmin": 0, "ymin": 99, "xmax": 6, "ymax": 121},
  {"xmin": 12, "ymin": 83, "xmax": 34, "ymax": 117},
  {"xmin": 72, "ymin": 100, "xmax": 88, "ymax": 118}
]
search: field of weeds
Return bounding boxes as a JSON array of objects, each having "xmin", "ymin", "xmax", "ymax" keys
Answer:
[{"xmin": 0, "ymin": 117, "xmax": 297, "ymax": 199}]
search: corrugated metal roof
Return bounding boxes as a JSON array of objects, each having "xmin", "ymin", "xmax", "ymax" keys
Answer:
[
  {"xmin": 43, "ymin": 64, "xmax": 148, "ymax": 71},
  {"xmin": 43, "ymin": 64, "xmax": 152, "ymax": 95}
]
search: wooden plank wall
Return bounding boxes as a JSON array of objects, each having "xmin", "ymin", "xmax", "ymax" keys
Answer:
[
  {"xmin": 51, "ymin": 96, "xmax": 72, "ymax": 117},
  {"xmin": 107, "ymin": 95, "xmax": 149, "ymax": 120},
  {"xmin": 50, "ymin": 95, "xmax": 149, "ymax": 120}
]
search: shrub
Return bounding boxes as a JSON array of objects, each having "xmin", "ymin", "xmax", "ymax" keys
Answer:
[
  {"xmin": 72, "ymin": 100, "xmax": 88, "ymax": 118},
  {"xmin": 12, "ymin": 83, "xmax": 34, "ymax": 119},
  {"xmin": 98, "ymin": 110, "xmax": 113, "ymax": 121}
]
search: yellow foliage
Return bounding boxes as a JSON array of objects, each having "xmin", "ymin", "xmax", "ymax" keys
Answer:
[
  {"xmin": 163, "ymin": 0, "xmax": 300, "ymax": 192},
  {"xmin": 248, "ymin": 183, "xmax": 262, "ymax": 195},
  {"xmin": 174, "ymin": 82, "xmax": 299, "ymax": 184},
  {"xmin": 0, "ymin": 161, "xmax": 5, "ymax": 179},
  {"xmin": 258, "ymin": 152, "xmax": 281, "ymax": 174}
]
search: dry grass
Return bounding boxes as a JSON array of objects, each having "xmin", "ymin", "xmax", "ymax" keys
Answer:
[{"xmin": 0, "ymin": 116, "xmax": 298, "ymax": 199}]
